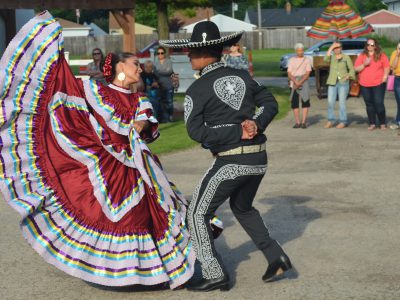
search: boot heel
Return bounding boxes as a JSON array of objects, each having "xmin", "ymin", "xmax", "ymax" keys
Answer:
[{"xmin": 220, "ymin": 283, "xmax": 230, "ymax": 291}]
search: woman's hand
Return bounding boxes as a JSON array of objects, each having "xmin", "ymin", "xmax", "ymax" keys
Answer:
[{"xmin": 133, "ymin": 120, "xmax": 148, "ymax": 133}]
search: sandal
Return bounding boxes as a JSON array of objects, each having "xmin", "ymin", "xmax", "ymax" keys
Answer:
[
  {"xmin": 293, "ymin": 123, "xmax": 301, "ymax": 129},
  {"xmin": 367, "ymin": 124, "xmax": 376, "ymax": 131},
  {"xmin": 380, "ymin": 125, "xmax": 387, "ymax": 130}
]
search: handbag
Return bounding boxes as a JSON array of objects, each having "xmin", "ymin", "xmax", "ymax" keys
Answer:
[
  {"xmin": 349, "ymin": 79, "xmax": 360, "ymax": 97},
  {"xmin": 387, "ymin": 74, "xmax": 395, "ymax": 91}
]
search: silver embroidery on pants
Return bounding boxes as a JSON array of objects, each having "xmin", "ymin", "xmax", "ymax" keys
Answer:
[{"xmin": 188, "ymin": 163, "xmax": 266, "ymax": 279}]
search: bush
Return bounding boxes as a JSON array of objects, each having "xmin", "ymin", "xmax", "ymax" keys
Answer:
[{"xmin": 366, "ymin": 34, "xmax": 396, "ymax": 48}]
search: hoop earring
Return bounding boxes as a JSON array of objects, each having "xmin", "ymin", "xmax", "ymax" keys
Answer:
[{"xmin": 117, "ymin": 72, "xmax": 126, "ymax": 81}]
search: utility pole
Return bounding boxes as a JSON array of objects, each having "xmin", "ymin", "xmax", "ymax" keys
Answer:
[
  {"xmin": 257, "ymin": 0, "xmax": 262, "ymax": 49},
  {"xmin": 232, "ymin": 2, "xmax": 238, "ymax": 19},
  {"xmin": 76, "ymin": 9, "xmax": 80, "ymax": 24}
]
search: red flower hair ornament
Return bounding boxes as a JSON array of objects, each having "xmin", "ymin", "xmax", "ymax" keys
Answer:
[{"xmin": 103, "ymin": 53, "xmax": 113, "ymax": 83}]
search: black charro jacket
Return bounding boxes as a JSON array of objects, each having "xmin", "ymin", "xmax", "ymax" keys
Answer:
[{"xmin": 184, "ymin": 62, "xmax": 278, "ymax": 154}]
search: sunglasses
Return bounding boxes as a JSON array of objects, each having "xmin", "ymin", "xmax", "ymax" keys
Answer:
[
  {"xmin": 92, "ymin": 52, "xmax": 101, "ymax": 55},
  {"xmin": 157, "ymin": 52, "xmax": 165, "ymax": 55},
  {"xmin": 367, "ymin": 43, "xmax": 375, "ymax": 47}
]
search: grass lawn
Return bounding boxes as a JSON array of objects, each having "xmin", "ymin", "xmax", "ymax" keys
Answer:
[
  {"xmin": 148, "ymin": 87, "xmax": 290, "ymax": 155},
  {"xmin": 252, "ymin": 48, "xmax": 291, "ymax": 77}
]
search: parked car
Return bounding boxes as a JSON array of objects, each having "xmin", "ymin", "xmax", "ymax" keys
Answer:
[{"xmin": 279, "ymin": 38, "xmax": 367, "ymax": 71}]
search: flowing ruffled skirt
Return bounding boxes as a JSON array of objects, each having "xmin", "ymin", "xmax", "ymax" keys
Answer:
[{"xmin": 0, "ymin": 12, "xmax": 194, "ymax": 288}]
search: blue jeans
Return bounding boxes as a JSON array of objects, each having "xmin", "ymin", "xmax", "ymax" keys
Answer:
[
  {"xmin": 327, "ymin": 82, "xmax": 349, "ymax": 124},
  {"xmin": 360, "ymin": 83, "xmax": 386, "ymax": 125},
  {"xmin": 394, "ymin": 76, "xmax": 400, "ymax": 124},
  {"xmin": 159, "ymin": 88, "xmax": 174, "ymax": 122}
]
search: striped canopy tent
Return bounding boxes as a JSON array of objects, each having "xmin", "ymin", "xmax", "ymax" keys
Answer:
[{"xmin": 307, "ymin": 0, "xmax": 373, "ymax": 39}]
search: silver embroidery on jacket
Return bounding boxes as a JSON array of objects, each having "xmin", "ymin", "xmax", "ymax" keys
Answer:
[
  {"xmin": 184, "ymin": 95, "xmax": 193, "ymax": 123},
  {"xmin": 213, "ymin": 76, "xmax": 246, "ymax": 110},
  {"xmin": 253, "ymin": 106, "xmax": 264, "ymax": 119}
]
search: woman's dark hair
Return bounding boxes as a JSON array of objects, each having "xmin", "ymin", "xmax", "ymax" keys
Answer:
[
  {"xmin": 100, "ymin": 52, "xmax": 135, "ymax": 81},
  {"xmin": 363, "ymin": 38, "xmax": 382, "ymax": 62}
]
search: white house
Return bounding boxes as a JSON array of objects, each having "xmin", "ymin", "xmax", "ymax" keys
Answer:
[
  {"xmin": 58, "ymin": 18, "xmax": 90, "ymax": 37},
  {"xmin": 182, "ymin": 14, "xmax": 256, "ymax": 33}
]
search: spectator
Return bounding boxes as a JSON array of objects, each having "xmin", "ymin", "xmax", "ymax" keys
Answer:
[
  {"xmin": 389, "ymin": 42, "xmax": 400, "ymax": 130},
  {"xmin": 224, "ymin": 43, "xmax": 249, "ymax": 71},
  {"xmin": 287, "ymin": 43, "xmax": 312, "ymax": 128},
  {"xmin": 141, "ymin": 60, "xmax": 160, "ymax": 121},
  {"xmin": 84, "ymin": 48, "xmax": 105, "ymax": 82},
  {"xmin": 355, "ymin": 38, "xmax": 390, "ymax": 130},
  {"xmin": 154, "ymin": 46, "xmax": 174, "ymax": 123},
  {"xmin": 324, "ymin": 42, "xmax": 355, "ymax": 129}
]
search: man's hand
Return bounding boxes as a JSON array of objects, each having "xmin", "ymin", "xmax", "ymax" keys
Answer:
[
  {"xmin": 133, "ymin": 120, "xmax": 148, "ymax": 133},
  {"xmin": 241, "ymin": 120, "xmax": 257, "ymax": 139}
]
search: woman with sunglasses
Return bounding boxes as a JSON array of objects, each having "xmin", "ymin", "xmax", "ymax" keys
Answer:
[
  {"xmin": 84, "ymin": 47, "xmax": 105, "ymax": 81},
  {"xmin": 389, "ymin": 42, "xmax": 400, "ymax": 130},
  {"xmin": 355, "ymin": 38, "xmax": 390, "ymax": 130},
  {"xmin": 154, "ymin": 46, "xmax": 175, "ymax": 123},
  {"xmin": 0, "ymin": 12, "xmax": 201, "ymax": 289}
]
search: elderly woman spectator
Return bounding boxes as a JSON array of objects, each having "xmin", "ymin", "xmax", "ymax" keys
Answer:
[
  {"xmin": 355, "ymin": 38, "xmax": 390, "ymax": 130},
  {"xmin": 324, "ymin": 42, "xmax": 355, "ymax": 129},
  {"xmin": 287, "ymin": 43, "xmax": 312, "ymax": 128}
]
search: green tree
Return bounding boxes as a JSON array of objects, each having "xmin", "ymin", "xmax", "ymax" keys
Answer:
[{"xmin": 136, "ymin": 0, "xmax": 229, "ymax": 39}]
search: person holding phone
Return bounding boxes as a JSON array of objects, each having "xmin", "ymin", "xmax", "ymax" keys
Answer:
[
  {"xmin": 355, "ymin": 38, "xmax": 390, "ymax": 130},
  {"xmin": 389, "ymin": 42, "xmax": 400, "ymax": 130}
]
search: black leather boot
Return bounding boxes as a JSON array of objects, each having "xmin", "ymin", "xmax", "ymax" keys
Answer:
[
  {"xmin": 187, "ymin": 275, "xmax": 230, "ymax": 292},
  {"xmin": 262, "ymin": 253, "xmax": 292, "ymax": 282}
]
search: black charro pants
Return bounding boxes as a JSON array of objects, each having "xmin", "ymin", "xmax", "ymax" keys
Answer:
[{"xmin": 187, "ymin": 151, "xmax": 284, "ymax": 280}]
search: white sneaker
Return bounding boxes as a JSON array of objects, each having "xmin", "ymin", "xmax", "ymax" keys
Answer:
[{"xmin": 389, "ymin": 124, "xmax": 399, "ymax": 130}]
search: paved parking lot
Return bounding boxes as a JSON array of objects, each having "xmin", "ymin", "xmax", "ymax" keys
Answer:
[{"xmin": 1, "ymin": 88, "xmax": 399, "ymax": 300}]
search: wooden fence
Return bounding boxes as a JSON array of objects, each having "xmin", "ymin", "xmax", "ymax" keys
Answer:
[{"xmin": 63, "ymin": 27, "xmax": 400, "ymax": 56}]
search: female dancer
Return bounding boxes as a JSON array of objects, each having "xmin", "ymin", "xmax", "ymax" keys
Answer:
[{"xmin": 0, "ymin": 12, "xmax": 195, "ymax": 289}]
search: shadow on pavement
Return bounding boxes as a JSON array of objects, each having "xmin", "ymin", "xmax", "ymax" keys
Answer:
[{"xmin": 214, "ymin": 195, "xmax": 321, "ymax": 285}]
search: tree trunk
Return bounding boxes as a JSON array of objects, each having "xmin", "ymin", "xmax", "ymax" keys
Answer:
[{"xmin": 156, "ymin": 0, "xmax": 169, "ymax": 40}]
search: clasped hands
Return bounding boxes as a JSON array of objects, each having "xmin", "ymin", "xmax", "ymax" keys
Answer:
[{"xmin": 241, "ymin": 120, "xmax": 257, "ymax": 139}]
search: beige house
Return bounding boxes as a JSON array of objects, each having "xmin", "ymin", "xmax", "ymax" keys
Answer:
[
  {"xmin": 58, "ymin": 18, "xmax": 90, "ymax": 37},
  {"xmin": 109, "ymin": 12, "xmax": 155, "ymax": 35}
]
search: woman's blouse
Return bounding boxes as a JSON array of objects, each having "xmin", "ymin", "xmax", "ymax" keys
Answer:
[
  {"xmin": 324, "ymin": 54, "xmax": 355, "ymax": 85},
  {"xmin": 225, "ymin": 54, "xmax": 249, "ymax": 71},
  {"xmin": 355, "ymin": 53, "xmax": 390, "ymax": 87},
  {"xmin": 389, "ymin": 51, "xmax": 400, "ymax": 76},
  {"xmin": 154, "ymin": 58, "xmax": 173, "ymax": 89}
]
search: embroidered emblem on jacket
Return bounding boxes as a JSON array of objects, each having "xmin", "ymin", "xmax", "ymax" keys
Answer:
[
  {"xmin": 184, "ymin": 95, "xmax": 193, "ymax": 123},
  {"xmin": 213, "ymin": 76, "xmax": 246, "ymax": 110}
]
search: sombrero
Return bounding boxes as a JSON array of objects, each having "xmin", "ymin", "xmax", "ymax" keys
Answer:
[{"xmin": 159, "ymin": 21, "xmax": 244, "ymax": 49}]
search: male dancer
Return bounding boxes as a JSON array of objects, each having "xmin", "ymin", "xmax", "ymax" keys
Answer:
[{"xmin": 160, "ymin": 21, "xmax": 292, "ymax": 292}]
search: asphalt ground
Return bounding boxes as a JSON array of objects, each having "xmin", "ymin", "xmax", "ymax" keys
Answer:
[{"xmin": 1, "ymin": 85, "xmax": 400, "ymax": 300}]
